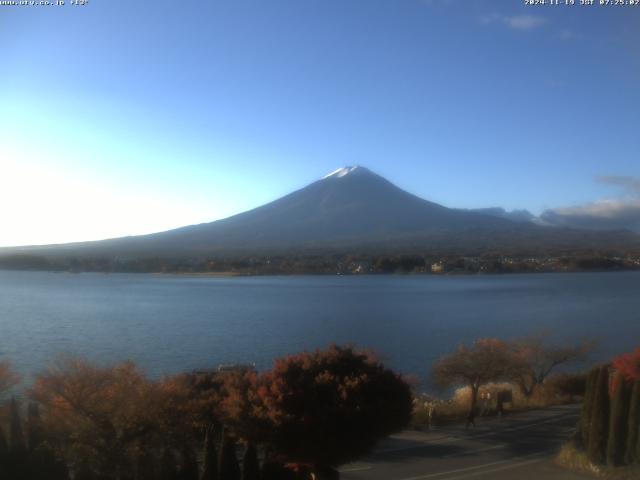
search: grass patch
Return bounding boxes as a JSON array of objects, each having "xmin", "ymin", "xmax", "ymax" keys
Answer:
[
  {"xmin": 556, "ymin": 443, "xmax": 640, "ymax": 480},
  {"xmin": 411, "ymin": 379, "xmax": 584, "ymax": 429}
]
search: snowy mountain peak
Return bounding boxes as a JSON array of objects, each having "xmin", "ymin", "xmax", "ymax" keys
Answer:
[{"xmin": 322, "ymin": 166, "xmax": 364, "ymax": 179}]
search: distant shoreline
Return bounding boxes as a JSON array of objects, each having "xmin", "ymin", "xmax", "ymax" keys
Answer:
[
  {"xmin": 1, "ymin": 249, "xmax": 640, "ymax": 278},
  {"xmin": 1, "ymin": 267, "xmax": 639, "ymax": 277},
  {"xmin": 154, "ymin": 271, "xmax": 244, "ymax": 278}
]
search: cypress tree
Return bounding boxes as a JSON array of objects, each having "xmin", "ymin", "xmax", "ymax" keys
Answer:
[
  {"xmin": 55, "ymin": 457, "xmax": 71, "ymax": 480},
  {"xmin": 135, "ymin": 450, "xmax": 156, "ymax": 480},
  {"xmin": 118, "ymin": 457, "xmax": 136, "ymax": 480},
  {"xmin": 626, "ymin": 380, "xmax": 640, "ymax": 465},
  {"xmin": 179, "ymin": 446, "xmax": 199, "ymax": 480},
  {"xmin": 0, "ymin": 428, "xmax": 8, "ymax": 480},
  {"xmin": 9, "ymin": 396, "xmax": 26, "ymax": 453},
  {"xmin": 27, "ymin": 402, "xmax": 43, "ymax": 451},
  {"xmin": 7, "ymin": 396, "xmax": 27, "ymax": 480},
  {"xmin": 580, "ymin": 368, "xmax": 598, "ymax": 448},
  {"xmin": 637, "ymin": 421, "xmax": 640, "ymax": 466},
  {"xmin": 260, "ymin": 456, "xmax": 292, "ymax": 480},
  {"xmin": 0, "ymin": 426, "xmax": 7, "ymax": 454},
  {"xmin": 160, "ymin": 448, "xmax": 179, "ymax": 480},
  {"xmin": 260, "ymin": 457, "xmax": 280, "ymax": 480},
  {"xmin": 201, "ymin": 427, "xmax": 218, "ymax": 480},
  {"xmin": 607, "ymin": 373, "xmax": 629, "ymax": 466},
  {"xmin": 31, "ymin": 444, "xmax": 70, "ymax": 480},
  {"xmin": 218, "ymin": 433, "xmax": 241, "ymax": 480},
  {"xmin": 75, "ymin": 462, "xmax": 96, "ymax": 480},
  {"xmin": 588, "ymin": 365, "xmax": 610, "ymax": 465},
  {"xmin": 241, "ymin": 444, "xmax": 260, "ymax": 480}
]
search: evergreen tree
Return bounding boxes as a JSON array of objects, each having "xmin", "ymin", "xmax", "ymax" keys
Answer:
[
  {"xmin": 30, "ymin": 444, "xmax": 70, "ymax": 480},
  {"xmin": 260, "ymin": 455, "xmax": 292, "ymax": 480},
  {"xmin": 179, "ymin": 446, "xmax": 199, "ymax": 480},
  {"xmin": 75, "ymin": 462, "xmax": 96, "ymax": 480},
  {"xmin": 0, "ymin": 426, "xmax": 7, "ymax": 454},
  {"xmin": 218, "ymin": 433, "xmax": 241, "ymax": 480},
  {"xmin": 0, "ymin": 428, "xmax": 8, "ymax": 480},
  {"xmin": 637, "ymin": 423, "xmax": 640, "ymax": 466},
  {"xmin": 580, "ymin": 368, "xmax": 598, "ymax": 447},
  {"xmin": 136, "ymin": 449, "xmax": 157, "ymax": 480},
  {"xmin": 118, "ymin": 456, "xmax": 136, "ymax": 480},
  {"xmin": 160, "ymin": 448, "xmax": 179, "ymax": 480},
  {"xmin": 587, "ymin": 365, "xmax": 610, "ymax": 465},
  {"xmin": 607, "ymin": 373, "xmax": 629, "ymax": 466},
  {"xmin": 241, "ymin": 444, "xmax": 260, "ymax": 480},
  {"xmin": 26, "ymin": 402, "xmax": 43, "ymax": 451},
  {"xmin": 627, "ymin": 381, "xmax": 640, "ymax": 465},
  {"xmin": 9, "ymin": 396, "xmax": 26, "ymax": 453},
  {"xmin": 7, "ymin": 396, "xmax": 28, "ymax": 480},
  {"xmin": 201, "ymin": 427, "xmax": 218, "ymax": 480}
]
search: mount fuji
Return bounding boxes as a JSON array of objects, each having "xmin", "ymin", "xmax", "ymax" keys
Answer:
[{"xmin": 2, "ymin": 166, "xmax": 638, "ymax": 259}]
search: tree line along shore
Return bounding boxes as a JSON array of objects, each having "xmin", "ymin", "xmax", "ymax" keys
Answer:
[{"xmin": 1, "ymin": 251, "xmax": 640, "ymax": 275}]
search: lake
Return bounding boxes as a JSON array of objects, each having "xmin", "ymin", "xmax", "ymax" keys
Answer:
[{"xmin": 1, "ymin": 270, "xmax": 639, "ymax": 390}]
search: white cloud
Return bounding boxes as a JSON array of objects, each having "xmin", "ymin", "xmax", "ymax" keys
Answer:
[
  {"xmin": 481, "ymin": 13, "xmax": 546, "ymax": 31},
  {"xmin": 545, "ymin": 199, "xmax": 640, "ymax": 219},
  {"xmin": 539, "ymin": 176, "xmax": 640, "ymax": 232}
]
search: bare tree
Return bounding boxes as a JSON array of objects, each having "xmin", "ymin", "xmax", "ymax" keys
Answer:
[
  {"xmin": 433, "ymin": 339, "xmax": 515, "ymax": 427},
  {"xmin": 508, "ymin": 332, "xmax": 594, "ymax": 397}
]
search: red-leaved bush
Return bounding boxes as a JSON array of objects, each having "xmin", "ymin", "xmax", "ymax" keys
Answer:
[
  {"xmin": 610, "ymin": 347, "xmax": 640, "ymax": 394},
  {"xmin": 612, "ymin": 347, "xmax": 640, "ymax": 383}
]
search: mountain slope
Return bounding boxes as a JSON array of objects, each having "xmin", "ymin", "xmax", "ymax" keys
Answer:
[
  {"xmin": 153, "ymin": 166, "xmax": 517, "ymax": 248},
  {"xmin": 2, "ymin": 166, "xmax": 639, "ymax": 258}
]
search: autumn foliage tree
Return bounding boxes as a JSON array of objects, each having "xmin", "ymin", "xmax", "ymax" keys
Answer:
[
  {"xmin": 433, "ymin": 339, "xmax": 516, "ymax": 425},
  {"xmin": 612, "ymin": 347, "xmax": 640, "ymax": 384},
  {"xmin": 29, "ymin": 357, "xmax": 165, "ymax": 479},
  {"xmin": 216, "ymin": 369, "xmax": 266, "ymax": 442},
  {"xmin": 253, "ymin": 345, "xmax": 413, "ymax": 473},
  {"xmin": 154, "ymin": 371, "xmax": 222, "ymax": 451},
  {"xmin": 0, "ymin": 359, "xmax": 20, "ymax": 398},
  {"xmin": 0, "ymin": 346, "xmax": 415, "ymax": 478}
]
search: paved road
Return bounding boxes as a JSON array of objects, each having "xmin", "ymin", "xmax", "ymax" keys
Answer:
[{"xmin": 340, "ymin": 404, "xmax": 592, "ymax": 480}]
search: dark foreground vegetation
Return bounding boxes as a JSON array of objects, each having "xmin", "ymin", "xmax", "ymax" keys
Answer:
[
  {"xmin": 0, "ymin": 346, "xmax": 413, "ymax": 480},
  {"xmin": 0, "ymin": 333, "xmax": 605, "ymax": 480},
  {"xmin": 1, "ymin": 251, "xmax": 640, "ymax": 275},
  {"xmin": 557, "ymin": 347, "xmax": 640, "ymax": 478}
]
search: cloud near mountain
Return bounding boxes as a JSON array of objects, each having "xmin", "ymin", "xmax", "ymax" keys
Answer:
[
  {"xmin": 539, "ymin": 176, "xmax": 640, "ymax": 232},
  {"xmin": 468, "ymin": 207, "xmax": 535, "ymax": 223}
]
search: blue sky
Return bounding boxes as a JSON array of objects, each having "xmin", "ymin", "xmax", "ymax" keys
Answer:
[{"xmin": 1, "ymin": 0, "xmax": 639, "ymax": 245}]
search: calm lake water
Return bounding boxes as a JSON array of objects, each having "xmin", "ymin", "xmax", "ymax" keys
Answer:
[{"xmin": 1, "ymin": 270, "xmax": 639, "ymax": 389}]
